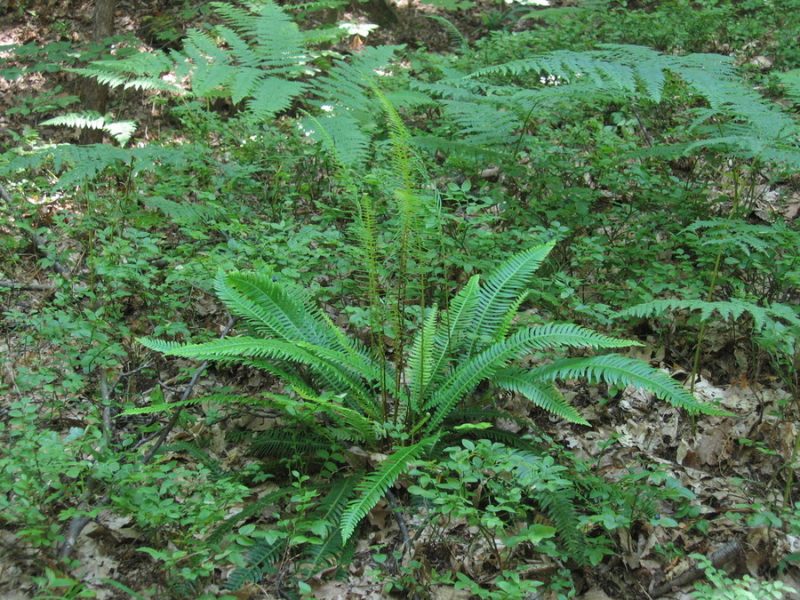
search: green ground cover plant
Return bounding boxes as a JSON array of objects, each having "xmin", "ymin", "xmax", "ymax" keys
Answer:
[{"xmin": 1, "ymin": 0, "xmax": 798, "ymax": 597}]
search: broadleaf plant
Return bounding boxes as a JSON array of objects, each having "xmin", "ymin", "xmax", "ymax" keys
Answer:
[{"xmin": 140, "ymin": 241, "xmax": 724, "ymax": 548}]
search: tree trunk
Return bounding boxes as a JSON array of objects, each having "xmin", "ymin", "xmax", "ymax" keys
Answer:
[{"xmin": 81, "ymin": 0, "xmax": 116, "ymax": 143}]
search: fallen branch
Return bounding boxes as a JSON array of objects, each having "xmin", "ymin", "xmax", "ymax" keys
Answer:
[
  {"xmin": 27, "ymin": 230, "xmax": 71, "ymax": 277},
  {"xmin": 141, "ymin": 316, "xmax": 236, "ymax": 463},
  {"xmin": 58, "ymin": 316, "xmax": 236, "ymax": 561},
  {"xmin": 0, "ymin": 279, "xmax": 56, "ymax": 291},
  {"xmin": 651, "ymin": 540, "xmax": 743, "ymax": 597},
  {"xmin": 99, "ymin": 371, "xmax": 114, "ymax": 446}
]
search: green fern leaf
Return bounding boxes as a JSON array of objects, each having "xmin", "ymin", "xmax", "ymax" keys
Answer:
[
  {"xmin": 529, "ymin": 354, "xmax": 729, "ymax": 415},
  {"xmin": 426, "ymin": 324, "xmax": 634, "ymax": 430},
  {"xmin": 408, "ymin": 306, "xmax": 439, "ymax": 411},
  {"xmin": 494, "ymin": 369, "xmax": 588, "ymax": 425},
  {"xmin": 340, "ymin": 436, "xmax": 436, "ymax": 542},
  {"xmin": 466, "ymin": 242, "xmax": 556, "ymax": 354}
]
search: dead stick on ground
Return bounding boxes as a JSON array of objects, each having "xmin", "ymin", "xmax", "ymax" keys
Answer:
[
  {"xmin": 1, "ymin": 183, "xmax": 72, "ymax": 278},
  {"xmin": 99, "ymin": 371, "xmax": 114, "ymax": 446},
  {"xmin": 141, "ymin": 316, "xmax": 235, "ymax": 463},
  {"xmin": 58, "ymin": 316, "xmax": 236, "ymax": 561},
  {"xmin": 0, "ymin": 279, "xmax": 56, "ymax": 291},
  {"xmin": 651, "ymin": 540, "xmax": 743, "ymax": 597},
  {"xmin": 27, "ymin": 230, "xmax": 71, "ymax": 277}
]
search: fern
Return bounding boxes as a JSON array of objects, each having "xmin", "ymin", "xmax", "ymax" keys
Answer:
[
  {"xmin": 143, "ymin": 243, "xmax": 719, "ymax": 553},
  {"xmin": 425, "ymin": 323, "xmax": 636, "ymax": 431},
  {"xmin": 40, "ymin": 112, "xmax": 137, "ymax": 146},
  {"xmin": 206, "ymin": 489, "xmax": 287, "ymax": 544},
  {"xmin": 408, "ymin": 306, "xmax": 439, "ymax": 411},
  {"xmin": 534, "ymin": 487, "xmax": 584, "ymax": 560},
  {"xmin": 303, "ymin": 476, "xmax": 359, "ymax": 573},
  {"xmin": 419, "ymin": 44, "xmax": 800, "ymax": 166},
  {"xmin": 617, "ymin": 298, "xmax": 800, "ymax": 331},
  {"xmin": 69, "ymin": 51, "xmax": 181, "ymax": 93},
  {"xmin": 248, "ymin": 428, "xmax": 330, "ymax": 457},
  {"xmin": 225, "ymin": 539, "xmax": 283, "ymax": 590},
  {"xmin": 493, "ymin": 369, "xmax": 588, "ymax": 425},
  {"xmin": 529, "ymin": 354, "xmax": 729, "ymax": 415},
  {"xmin": 339, "ymin": 436, "xmax": 436, "ymax": 542},
  {"xmin": 465, "ymin": 242, "xmax": 556, "ymax": 355}
]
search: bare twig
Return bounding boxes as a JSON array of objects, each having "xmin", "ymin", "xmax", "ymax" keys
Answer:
[
  {"xmin": 651, "ymin": 540, "xmax": 743, "ymax": 597},
  {"xmin": 99, "ymin": 371, "xmax": 114, "ymax": 445},
  {"xmin": 0, "ymin": 279, "xmax": 56, "ymax": 291},
  {"xmin": 385, "ymin": 488, "xmax": 412, "ymax": 553},
  {"xmin": 59, "ymin": 316, "xmax": 236, "ymax": 560},
  {"xmin": 27, "ymin": 230, "xmax": 71, "ymax": 277},
  {"xmin": 141, "ymin": 316, "xmax": 236, "ymax": 463}
]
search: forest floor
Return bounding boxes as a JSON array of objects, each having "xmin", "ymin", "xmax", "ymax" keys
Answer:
[{"xmin": 2, "ymin": 0, "xmax": 800, "ymax": 599}]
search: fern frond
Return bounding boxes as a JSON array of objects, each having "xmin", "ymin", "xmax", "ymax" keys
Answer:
[
  {"xmin": 535, "ymin": 487, "xmax": 584, "ymax": 560},
  {"xmin": 425, "ymin": 324, "xmax": 633, "ymax": 431},
  {"xmin": 139, "ymin": 336, "xmax": 376, "ymax": 410},
  {"xmin": 215, "ymin": 272, "xmax": 335, "ymax": 347},
  {"xmin": 157, "ymin": 441, "xmax": 226, "ymax": 479},
  {"xmin": 340, "ymin": 436, "xmax": 436, "ymax": 542},
  {"xmin": 303, "ymin": 111, "xmax": 371, "ymax": 169},
  {"xmin": 226, "ymin": 539, "xmax": 283, "ymax": 590},
  {"xmin": 431, "ymin": 274, "xmax": 480, "ymax": 373},
  {"xmin": 206, "ymin": 489, "xmax": 287, "ymax": 544},
  {"xmin": 247, "ymin": 78, "xmax": 307, "ymax": 118},
  {"xmin": 617, "ymin": 299, "xmax": 800, "ymax": 331},
  {"xmin": 424, "ymin": 15, "xmax": 469, "ymax": 52},
  {"xmin": 40, "ymin": 113, "xmax": 137, "ymax": 146},
  {"xmin": 529, "ymin": 354, "xmax": 729, "ymax": 415},
  {"xmin": 494, "ymin": 369, "xmax": 588, "ymax": 425},
  {"xmin": 303, "ymin": 476, "xmax": 359, "ymax": 572},
  {"xmin": 408, "ymin": 306, "xmax": 439, "ymax": 411},
  {"xmin": 249, "ymin": 428, "xmax": 331, "ymax": 457},
  {"xmin": 466, "ymin": 242, "xmax": 556, "ymax": 355},
  {"xmin": 121, "ymin": 393, "xmax": 262, "ymax": 416}
]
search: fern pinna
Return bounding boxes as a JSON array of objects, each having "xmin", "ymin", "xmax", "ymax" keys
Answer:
[{"xmin": 140, "ymin": 242, "xmax": 723, "ymax": 561}]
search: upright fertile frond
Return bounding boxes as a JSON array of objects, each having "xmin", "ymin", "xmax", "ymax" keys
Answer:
[
  {"xmin": 529, "ymin": 354, "xmax": 729, "ymax": 415},
  {"xmin": 465, "ymin": 242, "xmax": 556, "ymax": 355},
  {"xmin": 493, "ymin": 369, "xmax": 589, "ymax": 425},
  {"xmin": 340, "ymin": 436, "xmax": 436, "ymax": 542},
  {"xmin": 375, "ymin": 86, "xmax": 420, "ymax": 191},
  {"xmin": 408, "ymin": 306, "xmax": 439, "ymax": 411},
  {"xmin": 425, "ymin": 324, "xmax": 634, "ymax": 431}
]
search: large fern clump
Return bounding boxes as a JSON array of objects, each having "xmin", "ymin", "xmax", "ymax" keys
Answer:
[
  {"xmin": 412, "ymin": 44, "xmax": 800, "ymax": 167},
  {"xmin": 140, "ymin": 242, "xmax": 723, "ymax": 561}
]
